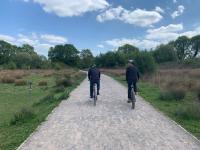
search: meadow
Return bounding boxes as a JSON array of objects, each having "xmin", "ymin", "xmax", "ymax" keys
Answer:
[
  {"xmin": 101, "ymin": 68, "xmax": 200, "ymax": 140},
  {"xmin": 0, "ymin": 69, "xmax": 86, "ymax": 150}
]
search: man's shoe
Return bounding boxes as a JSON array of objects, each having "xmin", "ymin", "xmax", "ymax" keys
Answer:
[
  {"xmin": 97, "ymin": 92, "xmax": 100, "ymax": 95},
  {"xmin": 90, "ymin": 96, "xmax": 93, "ymax": 98}
]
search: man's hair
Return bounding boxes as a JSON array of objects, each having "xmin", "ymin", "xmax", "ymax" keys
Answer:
[{"xmin": 128, "ymin": 59, "xmax": 135, "ymax": 65}]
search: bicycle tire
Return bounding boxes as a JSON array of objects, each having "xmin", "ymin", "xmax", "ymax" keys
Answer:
[
  {"xmin": 93, "ymin": 84, "xmax": 97, "ymax": 106},
  {"xmin": 131, "ymin": 87, "xmax": 135, "ymax": 109}
]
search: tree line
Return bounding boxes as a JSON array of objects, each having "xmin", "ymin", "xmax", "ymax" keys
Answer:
[{"xmin": 0, "ymin": 34, "xmax": 200, "ymax": 73}]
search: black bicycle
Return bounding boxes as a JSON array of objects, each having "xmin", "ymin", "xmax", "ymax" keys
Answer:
[
  {"xmin": 130, "ymin": 84, "xmax": 136, "ymax": 109},
  {"xmin": 93, "ymin": 83, "xmax": 98, "ymax": 106}
]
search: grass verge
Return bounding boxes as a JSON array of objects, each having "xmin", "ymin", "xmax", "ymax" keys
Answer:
[
  {"xmin": 0, "ymin": 70, "xmax": 86, "ymax": 150},
  {"xmin": 107, "ymin": 73, "xmax": 200, "ymax": 140}
]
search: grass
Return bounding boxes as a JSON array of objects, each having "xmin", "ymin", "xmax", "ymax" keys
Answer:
[
  {"xmin": 0, "ymin": 69, "xmax": 86, "ymax": 150},
  {"xmin": 104, "ymin": 70, "xmax": 200, "ymax": 140}
]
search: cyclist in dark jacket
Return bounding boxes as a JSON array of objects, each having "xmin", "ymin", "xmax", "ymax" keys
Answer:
[
  {"xmin": 88, "ymin": 65, "xmax": 101, "ymax": 98},
  {"xmin": 126, "ymin": 60, "xmax": 140, "ymax": 103}
]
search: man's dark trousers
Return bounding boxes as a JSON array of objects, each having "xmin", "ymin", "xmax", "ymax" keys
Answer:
[
  {"xmin": 90, "ymin": 80, "xmax": 100, "ymax": 98},
  {"xmin": 128, "ymin": 81, "xmax": 137, "ymax": 99}
]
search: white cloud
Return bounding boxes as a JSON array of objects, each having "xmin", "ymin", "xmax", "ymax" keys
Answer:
[
  {"xmin": 173, "ymin": 0, "xmax": 177, "ymax": 4},
  {"xmin": 146, "ymin": 24, "xmax": 183, "ymax": 42},
  {"xmin": 105, "ymin": 38, "xmax": 159, "ymax": 49},
  {"xmin": 0, "ymin": 34, "xmax": 16, "ymax": 43},
  {"xmin": 155, "ymin": 6, "xmax": 165, "ymax": 14},
  {"xmin": 24, "ymin": 0, "xmax": 109, "ymax": 17},
  {"xmin": 41, "ymin": 34, "xmax": 67, "ymax": 44},
  {"xmin": 171, "ymin": 5, "xmax": 185, "ymax": 19},
  {"xmin": 97, "ymin": 44, "xmax": 104, "ymax": 48},
  {"xmin": 97, "ymin": 6, "xmax": 163, "ymax": 27},
  {"xmin": 181, "ymin": 26, "xmax": 200, "ymax": 37},
  {"xmin": 0, "ymin": 32, "xmax": 68, "ymax": 56}
]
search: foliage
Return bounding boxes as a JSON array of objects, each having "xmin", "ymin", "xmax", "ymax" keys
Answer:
[
  {"xmin": 153, "ymin": 44, "xmax": 177, "ymax": 63},
  {"xmin": 48, "ymin": 44, "xmax": 79, "ymax": 66},
  {"xmin": 134, "ymin": 51, "xmax": 156, "ymax": 74},
  {"xmin": 79, "ymin": 49, "xmax": 94, "ymax": 68}
]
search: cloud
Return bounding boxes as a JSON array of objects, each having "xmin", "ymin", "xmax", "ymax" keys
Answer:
[
  {"xmin": 0, "ymin": 34, "xmax": 16, "ymax": 43},
  {"xmin": 155, "ymin": 6, "xmax": 165, "ymax": 14},
  {"xmin": 105, "ymin": 38, "xmax": 159, "ymax": 49},
  {"xmin": 173, "ymin": 0, "xmax": 177, "ymax": 3},
  {"xmin": 97, "ymin": 44, "xmax": 104, "ymax": 48},
  {"xmin": 41, "ymin": 34, "xmax": 67, "ymax": 44},
  {"xmin": 171, "ymin": 5, "xmax": 185, "ymax": 19},
  {"xmin": 146, "ymin": 24, "xmax": 183, "ymax": 42},
  {"xmin": 0, "ymin": 32, "xmax": 68, "ymax": 56},
  {"xmin": 24, "ymin": 0, "xmax": 109, "ymax": 17},
  {"xmin": 97, "ymin": 6, "xmax": 163, "ymax": 27}
]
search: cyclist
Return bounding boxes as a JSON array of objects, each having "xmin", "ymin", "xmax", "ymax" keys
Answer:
[
  {"xmin": 88, "ymin": 64, "xmax": 101, "ymax": 98},
  {"xmin": 126, "ymin": 60, "xmax": 140, "ymax": 103}
]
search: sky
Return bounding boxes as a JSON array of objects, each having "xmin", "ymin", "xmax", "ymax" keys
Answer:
[{"xmin": 0, "ymin": 0, "xmax": 200, "ymax": 56}]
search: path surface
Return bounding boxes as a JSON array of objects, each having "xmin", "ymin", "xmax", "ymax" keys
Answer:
[{"xmin": 18, "ymin": 75, "xmax": 200, "ymax": 150}]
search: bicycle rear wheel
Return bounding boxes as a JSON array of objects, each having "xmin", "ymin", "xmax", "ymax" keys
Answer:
[
  {"xmin": 93, "ymin": 84, "xmax": 97, "ymax": 106},
  {"xmin": 131, "ymin": 88, "xmax": 135, "ymax": 109}
]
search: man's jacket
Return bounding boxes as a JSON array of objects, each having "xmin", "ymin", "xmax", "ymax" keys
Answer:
[
  {"xmin": 88, "ymin": 67, "xmax": 101, "ymax": 82},
  {"xmin": 126, "ymin": 64, "xmax": 140, "ymax": 83}
]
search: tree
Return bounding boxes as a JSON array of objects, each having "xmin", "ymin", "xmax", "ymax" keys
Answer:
[
  {"xmin": 79, "ymin": 49, "xmax": 94, "ymax": 68},
  {"xmin": 135, "ymin": 51, "xmax": 156, "ymax": 74},
  {"xmin": 0, "ymin": 40, "xmax": 16, "ymax": 64},
  {"xmin": 48, "ymin": 44, "xmax": 79, "ymax": 66},
  {"xmin": 153, "ymin": 44, "xmax": 177, "ymax": 63},
  {"xmin": 174, "ymin": 36, "xmax": 191, "ymax": 61},
  {"xmin": 118, "ymin": 44, "xmax": 139, "ymax": 54},
  {"xmin": 191, "ymin": 35, "xmax": 200, "ymax": 58},
  {"xmin": 14, "ymin": 52, "xmax": 32, "ymax": 69}
]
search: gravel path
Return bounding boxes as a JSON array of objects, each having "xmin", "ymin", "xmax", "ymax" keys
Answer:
[{"xmin": 18, "ymin": 75, "xmax": 200, "ymax": 150}]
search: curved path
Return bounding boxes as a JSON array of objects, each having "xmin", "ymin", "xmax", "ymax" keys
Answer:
[{"xmin": 18, "ymin": 75, "xmax": 200, "ymax": 150}]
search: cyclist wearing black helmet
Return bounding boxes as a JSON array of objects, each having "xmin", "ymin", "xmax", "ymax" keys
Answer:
[
  {"xmin": 126, "ymin": 60, "xmax": 140, "ymax": 103},
  {"xmin": 88, "ymin": 64, "xmax": 101, "ymax": 98}
]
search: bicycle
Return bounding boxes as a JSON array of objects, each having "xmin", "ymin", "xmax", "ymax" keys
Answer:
[
  {"xmin": 130, "ymin": 84, "xmax": 136, "ymax": 109},
  {"xmin": 93, "ymin": 83, "xmax": 98, "ymax": 106}
]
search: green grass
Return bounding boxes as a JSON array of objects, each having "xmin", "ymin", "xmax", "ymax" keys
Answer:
[
  {"xmin": 0, "ymin": 70, "xmax": 86, "ymax": 150},
  {"xmin": 109, "ymin": 73, "xmax": 200, "ymax": 140}
]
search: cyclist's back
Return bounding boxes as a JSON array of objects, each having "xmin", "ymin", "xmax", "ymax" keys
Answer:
[{"xmin": 88, "ymin": 65, "xmax": 101, "ymax": 98}]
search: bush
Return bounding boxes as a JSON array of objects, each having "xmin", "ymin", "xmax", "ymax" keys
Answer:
[
  {"xmin": 38, "ymin": 81, "xmax": 48, "ymax": 86},
  {"xmin": 56, "ymin": 78, "xmax": 73, "ymax": 87},
  {"xmin": 160, "ymin": 88, "xmax": 186, "ymax": 100},
  {"xmin": 10, "ymin": 108, "xmax": 35, "ymax": 125},
  {"xmin": 183, "ymin": 58, "xmax": 200, "ymax": 68},
  {"xmin": 176, "ymin": 100, "xmax": 200, "ymax": 119},
  {"xmin": 4, "ymin": 61, "xmax": 17, "ymax": 70},
  {"xmin": 15, "ymin": 80, "xmax": 27, "ymax": 86},
  {"xmin": 135, "ymin": 51, "xmax": 157, "ymax": 74},
  {"xmin": 54, "ymin": 85, "xmax": 65, "ymax": 93},
  {"xmin": 1, "ymin": 76, "xmax": 15, "ymax": 84},
  {"xmin": 33, "ymin": 93, "xmax": 55, "ymax": 106}
]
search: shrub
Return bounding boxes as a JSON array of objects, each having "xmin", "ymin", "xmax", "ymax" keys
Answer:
[
  {"xmin": 160, "ymin": 88, "xmax": 186, "ymax": 100},
  {"xmin": 38, "ymin": 81, "xmax": 48, "ymax": 86},
  {"xmin": 56, "ymin": 78, "xmax": 73, "ymax": 87},
  {"xmin": 4, "ymin": 61, "xmax": 17, "ymax": 70},
  {"xmin": 33, "ymin": 93, "xmax": 55, "ymax": 106},
  {"xmin": 54, "ymin": 85, "xmax": 65, "ymax": 93},
  {"xmin": 10, "ymin": 108, "xmax": 35, "ymax": 125},
  {"xmin": 1, "ymin": 76, "xmax": 15, "ymax": 84},
  {"xmin": 176, "ymin": 100, "xmax": 200, "ymax": 119},
  {"xmin": 15, "ymin": 80, "xmax": 27, "ymax": 86},
  {"xmin": 135, "ymin": 51, "xmax": 157, "ymax": 74}
]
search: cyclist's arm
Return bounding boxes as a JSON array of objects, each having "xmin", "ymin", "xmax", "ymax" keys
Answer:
[
  {"xmin": 126, "ymin": 68, "xmax": 128, "ymax": 82},
  {"xmin": 88, "ymin": 69, "xmax": 91, "ymax": 81},
  {"xmin": 137, "ymin": 69, "xmax": 140, "ymax": 81}
]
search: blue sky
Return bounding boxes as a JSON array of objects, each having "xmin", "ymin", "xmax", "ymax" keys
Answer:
[{"xmin": 0, "ymin": 0, "xmax": 200, "ymax": 56}]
